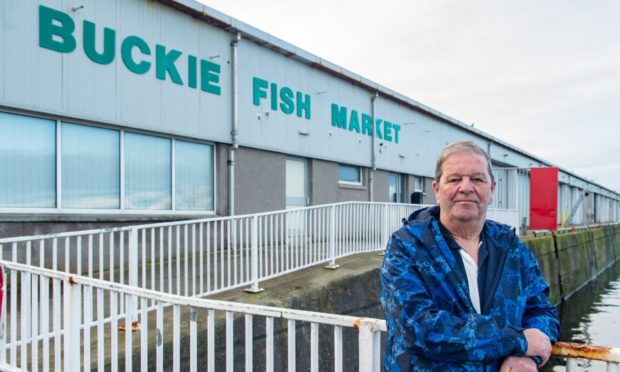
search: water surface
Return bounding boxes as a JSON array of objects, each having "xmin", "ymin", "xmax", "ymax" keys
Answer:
[{"xmin": 545, "ymin": 259, "xmax": 620, "ymax": 371}]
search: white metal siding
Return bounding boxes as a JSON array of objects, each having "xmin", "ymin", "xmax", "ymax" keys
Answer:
[{"xmin": 2, "ymin": 0, "xmax": 232, "ymax": 142}]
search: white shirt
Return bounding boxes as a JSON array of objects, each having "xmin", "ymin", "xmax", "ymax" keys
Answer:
[{"xmin": 459, "ymin": 247, "xmax": 481, "ymax": 314}]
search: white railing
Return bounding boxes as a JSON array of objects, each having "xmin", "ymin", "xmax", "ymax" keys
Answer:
[
  {"xmin": 0, "ymin": 202, "xmax": 429, "ymax": 298},
  {"xmin": 486, "ymin": 208, "xmax": 520, "ymax": 230},
  {"xmin": 0, "ymin": 260, "xmax": 386, "ymax": 372},
  {"xmin": 1, "ymin": 260, "xmax": 618, "ymax": 372}
]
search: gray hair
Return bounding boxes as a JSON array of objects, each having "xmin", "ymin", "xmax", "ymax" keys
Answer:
[{"xmin": 434, "ymin": 141, "xmax": 495, "ymax": 183}]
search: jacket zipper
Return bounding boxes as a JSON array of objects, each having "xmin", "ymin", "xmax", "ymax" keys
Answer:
[{"xmin": 481, "ymin": 234, "xmax": 515, "ymax": 314}]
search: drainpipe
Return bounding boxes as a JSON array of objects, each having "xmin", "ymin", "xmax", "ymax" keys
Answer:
[
  {"xmin": 370, "ymin": 92, "xmax": 378, "ymax": 201},
  {"xmin": 229, "ymin": 33, "xmax": 240, "ymax": 216}
]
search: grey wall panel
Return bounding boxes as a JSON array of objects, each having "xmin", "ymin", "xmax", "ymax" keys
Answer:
[
  {"xmin": 215, "ymin": 143, "xmax": 230, "ymax": 216},
  {"xmin": 373, "ymin": 170, "xmax": 389, "ymax": 202},
  {"xmin": 2, "ymin": 0, "xmax": 232, "ymax": 142},
  {"xmin": 424, "ymin": 177, "xmax": 437, "ymax": 204},
  {"xmin": 2, "ymin": 1, "xmax": 63, "ymax": 110},
  {"xmin": 63, "ymin": 1, "xmax": 118, "ymax": 120},
  {"xmin": 235, "ymin": 147, "xmax": 286, "ymax": 214},
  {"xmin": 373, "ymin": 97, "xmax": 442, "ymax": 177},
  {"xmin": 337, "ymin": 185, "xmax": 369, "ymax": 202},
  {"xmin": 237, "ymin": 39, "xmax": 373, "ymax": 166},
  {"xmin": 310, "ymin": 159, "xmax": 339, "ymax": 205}
]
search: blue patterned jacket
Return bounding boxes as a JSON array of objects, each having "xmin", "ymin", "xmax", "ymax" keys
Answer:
[{"xmin": 380, "ymin": 207, "xmax": 559, "ymax": 371}]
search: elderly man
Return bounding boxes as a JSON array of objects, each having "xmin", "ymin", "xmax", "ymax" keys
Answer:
[{"xmin": 381, "ymin": 141, "xmax": 559, "ymax": 371}]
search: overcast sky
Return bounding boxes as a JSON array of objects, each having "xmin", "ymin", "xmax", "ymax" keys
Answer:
[{"xmin": 201, "ymin": 0, "xmax": 620, "ymax": 192}]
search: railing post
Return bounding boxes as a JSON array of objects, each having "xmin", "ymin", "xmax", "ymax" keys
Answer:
[
  {"xmin": 245, "ymin": 215, "xmax": 263, "ymax": 293},
  {"xmin": 382, "ymin": 204, "xmax": 390, "ymax": 250},
  {"xmin": 358, "ymin": 319, "xmax": 381, "ymax": 372},
  {"xmin": 128, "ymin": 227, "xmax": 139, "ymax": 318},
  {"xmin": 63, "ymin": 278, "xmax": 82, "ymax": 372},
  {"xmin": 325, "ymin": 204, "xmax": 340, "ymax": 269}
]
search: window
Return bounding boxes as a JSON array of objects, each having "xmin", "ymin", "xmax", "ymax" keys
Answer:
[
  {"xmin": 389, "ymin": 173, "xmax": 406, "ymax": 203},
  {"xmin": 62, "ymin": 123, "xmax": 120, "ymax": 209},
  {"xmin": 175, "ymin": 140, "xmax": 214, "ymax": 211},
  {"xmin": 0, "ymin": 111, "xmax": 216, "ymax": 213},
  {"xmin": 124, "ymin": 132, "xmax": 172, "ymax": 210},
  {"xmin": 339, "ymin": 164, "xmax": 362, "ymax": 185},
  {"xmin": 414, "ymin": 176, "xmax": 424, "ymax": 192},
  {"xmin": 0, "ymin": 112, "xmax": 56, "ymax": 208}
]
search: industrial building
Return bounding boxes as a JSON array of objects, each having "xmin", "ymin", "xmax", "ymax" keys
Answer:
[{"xmin": 1, "ymin": 0, "xmax": 618, "ymax": 237}]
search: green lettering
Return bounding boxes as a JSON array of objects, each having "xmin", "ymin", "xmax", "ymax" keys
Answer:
[
  {"xmin": 83, "ymin": 20, "xmax": 115, "ymax": 65},
  {"xmin": 156, "ymin": 44, "xmax": 183, "ymax": 85},
  {"xmin": 39, "ymin": 5, "xmax": 76, "ymax": 53},
  {"xmin": 252, "ymin": 77, "xmax": 268, "ymax": 106},
  {"xmin": 279, "ymin": 87, "xmax": 294, "ymax": 115},
  {"xmin": 348, "ymin": 110, "xmax": 361, "ymax": 133},
  {"xmin": 200, "ymin": 59, "xmax": 221, "ymax": 95},
  {"xmin": 393, "ymin": 124, "xmax": 401, "ymax": 144},
  {"xmin": 362, "ymin": 114, "xmax": 372, "ymax": 136},
  {"xmin": 187, "ymin": 55, "xmax": 197, "ymax": 89},
  {"xmin": 121, "ymin": 36, "xmax": 151, "ymax": 74},
  {"xmin": 296, "ymin": 92, "xmax": 311, "ymax": 119},
  {"xmin": 384, "ymin": 121, "xmax": 393, "ymax": 142},
  {"xmin": 270, "ymin": 83, "xmax": 278, "ymax": 111},
  {"xmin": 331, "ymin": 104, "xmax": 347, "ymax": 129},
  {"xmin": 375, "ymin": 119, "xmax": 383, "ymax": 139}
]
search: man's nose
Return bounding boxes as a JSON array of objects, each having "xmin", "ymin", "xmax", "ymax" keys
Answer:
[{"xmin": 458, "ymin": 177, "xmax": 475, "ymax": 192}]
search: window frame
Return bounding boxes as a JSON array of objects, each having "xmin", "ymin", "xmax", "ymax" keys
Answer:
[
  {"xmin": 338, "ymin": 164, "xmax": 363, "ymax": 186},
  {"xmin": 0, "ymin": 109, "xmax": 217, "ymax": 217}
]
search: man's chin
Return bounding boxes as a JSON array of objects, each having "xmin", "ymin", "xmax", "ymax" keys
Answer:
[{"xmin": 451, "ymin": 208, "xmax": 483, "ymax": 222}]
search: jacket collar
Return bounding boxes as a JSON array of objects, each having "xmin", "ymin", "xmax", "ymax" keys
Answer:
[{"xmin": 404, "ymin": 206, "xmax": 516, "ymax": 254}]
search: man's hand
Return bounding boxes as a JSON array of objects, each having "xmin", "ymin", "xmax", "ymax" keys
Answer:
[
  {"xmin": 524, "ymin": 328, "xmax": 551, "ymax": 366},
  {"xmin": 500, "ymin": 356, "xmax": 537, "ymax": 372}
]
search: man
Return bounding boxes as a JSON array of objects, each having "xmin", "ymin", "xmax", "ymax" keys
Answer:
[{"xmin": 381, "ymin": 141, "xmax": 559, "ymax": 371}]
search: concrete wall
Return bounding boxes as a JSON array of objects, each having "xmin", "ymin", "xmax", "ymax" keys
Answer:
[{"xmin": 522, "ymin": 224, "xmax": 620, "ymax": 304}]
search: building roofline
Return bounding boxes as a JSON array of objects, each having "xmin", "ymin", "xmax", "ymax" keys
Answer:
[{"xmin": 157, "ymin": 0, "xmax": 618, "ymax": 197}]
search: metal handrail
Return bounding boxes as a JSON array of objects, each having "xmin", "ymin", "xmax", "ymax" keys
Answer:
[
  {"xmin": 553, "ymin": 342, "xmax": 620, "ymax": 371},
  {"xmin": 0, "ymin": 260, "xmax": 386, "ymax": 371},
  {"xmin": 0, "ymin": 202, "xmax": 417, "ymax": 289},
  {"xmin": 0, "ymin": 260, "xmax": 617, "ymax": 371}
]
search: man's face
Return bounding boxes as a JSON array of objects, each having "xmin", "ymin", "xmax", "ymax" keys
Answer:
[{"xmin": 432, "ymin": 152, "xmax": 496, "ymax": 224}]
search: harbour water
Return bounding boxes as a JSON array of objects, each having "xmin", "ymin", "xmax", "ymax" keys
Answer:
[{"xmin": 545, "ymin": 259, "xmax": 620, "ymax": 371}]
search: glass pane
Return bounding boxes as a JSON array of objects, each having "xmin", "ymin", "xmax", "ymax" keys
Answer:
[
  {"xmin": 0, "ymin": 112, "xmax": 56, "ymax": 208},
  {"xmin": 125, "ymin": 132, "xmax": 171, "ymax": 210},
  {"xmin": 339, "ymin": 164, "xmax": 360, "ymax": 183},
  {"xmin": 415, "ymin": 176, "xmax": 424, "ymax": 191},
  {"xmin": 389, "ymin": 173, "xmax": 397, "ymax": 203},
  {"xmin": 175, "ymin": 140, "xmax": 214, "ymax": 211},
  {"xmin": 286, "ymin": 158, "xmax": 307, "ymax": 206},
  {"xmin": 62, "ymin": 123, "xmax": 120, "ymax": 209}
]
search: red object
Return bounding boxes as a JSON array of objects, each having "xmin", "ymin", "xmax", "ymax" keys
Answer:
[{"xmin": 529, "ymin": 167, "xmax": 559, "ymax": 230}]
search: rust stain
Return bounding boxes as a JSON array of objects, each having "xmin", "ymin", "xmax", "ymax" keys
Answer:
[
  {"xmin": 67, "ymin": 276, "xmax": 76, "ymax": 285},
  {"xmin": 353, "ymin": 319, "xmax": 361, "ymax": 330},
  {"xmin": 119, "ymin": 320, "xmax": 141, "ymax": 333},
  {"xmin": 552, "ymin": 342, "xmax": 616, "ymax": 362}
]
